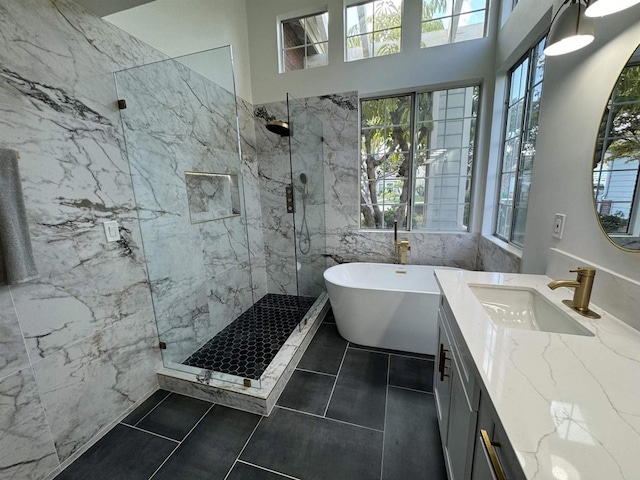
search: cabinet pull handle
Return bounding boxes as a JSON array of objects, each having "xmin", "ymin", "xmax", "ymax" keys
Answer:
[
  {"xmin": 439, "ymin": 343, "xmax": 450, "ymax": 381},
  {"xmin": 481, "ymin": 429, "xmax": 507, "ymax": 480}
]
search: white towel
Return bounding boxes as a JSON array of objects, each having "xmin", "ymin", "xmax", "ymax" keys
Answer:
[{"xmin": 0, "ymin": 149, "xmax": 38, "ymax": 284}]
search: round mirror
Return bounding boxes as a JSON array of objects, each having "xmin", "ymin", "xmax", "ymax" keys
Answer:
[{"xmin": 593, "ymin": 44, "xmax": 640, "ymax": 251}]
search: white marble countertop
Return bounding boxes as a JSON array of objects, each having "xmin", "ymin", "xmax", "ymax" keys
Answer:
[{"xmin": 434, "ymin": 270, "xmax": 640, "ymax": 480}]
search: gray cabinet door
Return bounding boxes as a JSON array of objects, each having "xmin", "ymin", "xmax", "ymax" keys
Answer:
[
  {"xmin": 434, "ymin": 313, "xmax": 452, "ymax": 447},
  {"xmin": 446, "ymin": 359, "xmax": 477, "ymax": 480}
]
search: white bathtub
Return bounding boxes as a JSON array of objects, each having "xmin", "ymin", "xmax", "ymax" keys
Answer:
[{"xmin": 323, "ymin": 263, "xmax": 461, "ymax": 356}]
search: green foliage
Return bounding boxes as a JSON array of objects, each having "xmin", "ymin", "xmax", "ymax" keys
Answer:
[
  {"xmin": 599, "ymin": 64, "xmax": 640, "ymax": 164},
  {"xmin": 598, "ymin": 211, "xmax": 628, "ymax": 233}
]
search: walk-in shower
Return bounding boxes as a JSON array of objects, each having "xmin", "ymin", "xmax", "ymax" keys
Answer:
[{"xmin": 113, "ymin": 47, "xmax": 327, "ymax": 402}]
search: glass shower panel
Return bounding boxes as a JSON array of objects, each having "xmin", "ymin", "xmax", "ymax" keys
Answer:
[
  {"xmin": 114, "ymin": 47, "xmax": 259, "ymax": 387},
  {"xmin": 287, "ymin": 94, "xmax": 327, "ymax": 327}
]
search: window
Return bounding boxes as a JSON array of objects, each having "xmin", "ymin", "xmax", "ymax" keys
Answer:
[
  {"xmin": 593, "ymin": 62, "xmax": 640, "ymax": 238},
  {"xmin": 360, "ymin": 86, "xmax": 480, "ymax": 231},
  {"xmin": 496, "ymin": 38, "xmax": 546, "ymax": 246},
  {"xmin": 346, "ymin": 0, "xmax": 403, "ymax": 61},
  {"xmin": 280, "ymin": 12, "xmax": 328, "ymax": 72},
  {"xmin": 421, "ymin": 0, "xmax": 488, "ymax": 48}
]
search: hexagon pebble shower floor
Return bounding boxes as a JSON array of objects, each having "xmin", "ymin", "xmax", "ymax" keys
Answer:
[{"xmin": 182, "ymin": 294, "xmax": 317, "ymax": 379}]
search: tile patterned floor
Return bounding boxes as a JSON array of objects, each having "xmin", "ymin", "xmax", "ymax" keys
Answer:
[
  {"xmin": 182, "ymin": 294, "xmax": 315, "ymax": 379},
  {"xmin": 55, "ymin": 310, "xmax": 446, "ymax": 480}
]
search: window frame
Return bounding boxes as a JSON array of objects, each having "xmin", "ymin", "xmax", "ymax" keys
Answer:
[
  {"xmin": 278, "ymin": 11, "xmax": 329, "ymax": 73},
  {"xmin": 495, "ymin": 36, "xmax": 547, "ymax": 247},
  {"xmin": 345, "ymin": 0, "xmax": 404, "ymax": 62},
  {"xmin": 420, "ymin": 0, "xmax": 489, "ymax": 49},
  {"xmin": 359, "ymin": 85, "xmax": 481, "ymax": 232}
]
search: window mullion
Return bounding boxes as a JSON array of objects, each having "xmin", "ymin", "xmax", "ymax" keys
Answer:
[
  {"xmin": 509, "ymin": 47, "xmax": 535, "ymax": 244},
  {"xmin": 407, "ymin": 92, "xmax": 417, "ymax": 231}
]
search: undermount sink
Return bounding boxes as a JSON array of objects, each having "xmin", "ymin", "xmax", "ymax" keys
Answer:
[{"xmin": 468, "ymin": 285, "xmax": 594, "ymax": 337}]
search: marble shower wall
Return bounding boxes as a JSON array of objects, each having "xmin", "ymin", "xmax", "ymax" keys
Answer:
[
  {"xmin": 255, "ymin": 98, "xmax": 327, "ymax": 297},
  {"xmin": 115, "ymin": 54, "xmax": 266, "ymax": 367},
  {"xmin": 255, "ymin": 91, "xmax": 481, "ymax": 278},
  {"xmin": 0, "ymin": 0, "xmax": 163, "ymax": 474}
]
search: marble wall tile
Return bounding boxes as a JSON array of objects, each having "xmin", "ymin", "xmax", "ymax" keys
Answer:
[
  {"xmin": 202, "ymin": 262, "xmax": 256, "ymax": 345},
  {"xmin": 115, "ymin": 61, "xmax": 237, "ymax": 152},
  {"xmin": 32, "ymin": 307, "xmax": 160, "ymax": 462},
  {"xmin": 476, "ymin": 235, "xmax": 521, "ymax": 273},
  {"xmin": 0, "ymin": 367, "xmax": 59, "ymax": 480},
  {"xmin": 547, "ymin": 248, "xmax": 640, "ymax": 332},
  {"xmin": 0, "ymin": 0, "xmax": 193, "ymax": 476},
  {"xmin": 0, "ymin": 0, "xmax": 166, "ymax": 126},
  {"xmin": 238, "ymin": 97, "xmax": 258, "ymax": 160},
  {"xmin": 254, "ymin": 101, "xmax": 290, "ymax": 156},
  {"xmin": 155, "ymin": 282, "xmax": 209, "ymax": 365},
  {"xmin": 0, "ymin": 287, "xmax": 29, "ymax": 380},
  {"xmin": 296, "ymin": 93, "xmax": 360, "ymax": 153}
]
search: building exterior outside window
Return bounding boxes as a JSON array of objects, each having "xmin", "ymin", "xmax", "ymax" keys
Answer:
[
  {"xmin": 496, "ymin": 37, "xmax": 546, "ymax": 247},
  {"xmin": 280, "ymin": 12, "xmax": 329, "ymax": 72},
  {"xmin": 360, "ymin": 86, "xmax": 479, "ymax": 231}
]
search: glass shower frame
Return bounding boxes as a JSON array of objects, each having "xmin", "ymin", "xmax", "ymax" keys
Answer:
[{"xmin": 114, "ymin": 51, "xmax": 327, "ymax": 389}]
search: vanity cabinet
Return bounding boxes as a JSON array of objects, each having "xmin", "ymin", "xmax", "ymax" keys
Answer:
[
  {"xmin": 434, "ymin": 301, "xmax": 478, "ymax": 480},
  {"xmin": 435, "ymin": 297, "xmax": 525, "ymax": 480},
  {"xmin": 471, "ymin": 389, "xmax": 525, "ymax": 480}
]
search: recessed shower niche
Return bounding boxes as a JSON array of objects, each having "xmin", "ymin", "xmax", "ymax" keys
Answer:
[
  {"xmin": 185, "ymin": 172, "xmax": 241, "ymax": 224},
  {"xmin": 114, "ymin": 46, "xmax": 328, "ymax": 413}
]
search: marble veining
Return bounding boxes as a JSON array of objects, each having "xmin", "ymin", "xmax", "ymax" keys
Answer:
[
  {"xmin": 476, "ymin": 235, "xmax": 521, "ymax": 273},
  {"xmin": 0, "ymin": 368, "xmax": 59, "ymax": 480},
  {"xmin": 435, "ymin": 269, "xmax": 640, "ymax": 480},
  {"xmin": 0, "ymin": 287, "xmax": 30, "ymax": 380},
  {"xmin": 32, "ymin": 307, "xmax": 160, "ymax": 462},
  {"xmin": 0, "ymin": 0, "xmax": 175, "ymax": 475}
]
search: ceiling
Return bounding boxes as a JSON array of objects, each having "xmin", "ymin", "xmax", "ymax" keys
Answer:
[{"xmin": 73, "ymin": 0, "xmax": 155, "ymax": 17}]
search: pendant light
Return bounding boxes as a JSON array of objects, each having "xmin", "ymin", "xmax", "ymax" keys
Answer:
[
  {"xmin": 544, "ymin": 0, "xmax": 595, "ymax": 56},
  {"xmin": 585, "ymin": 0, "xmax": 640, "ymax": 17}
]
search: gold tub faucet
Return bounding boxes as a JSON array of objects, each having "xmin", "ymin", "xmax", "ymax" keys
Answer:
[
  {"xmin": 393, "ymin": 221, "xmax": 411, "ymax": 265},
  {"xmin": 548, "ymin": 267, "xmax": 601, "ymax": 319}
]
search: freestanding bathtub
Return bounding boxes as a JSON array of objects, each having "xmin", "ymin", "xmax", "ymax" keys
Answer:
[{"xmin": 323, "ymin": 263, "xmax": 461, "ymax": 356}]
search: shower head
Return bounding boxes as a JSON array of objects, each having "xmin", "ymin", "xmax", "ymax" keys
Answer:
[
  {"xmin": 300, "ymin": 173, "xmax": 307, "ymax": 184},
  {"xmin": 266, "ymin": 120, "xmax": 290, "ymax": 137}
]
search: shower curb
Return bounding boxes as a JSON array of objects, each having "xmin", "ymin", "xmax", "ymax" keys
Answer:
[{"xmin": 157, "ymin": 293, "xmax": 330, "ymax": 416}]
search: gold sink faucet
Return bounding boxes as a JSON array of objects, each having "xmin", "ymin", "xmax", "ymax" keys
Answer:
[
  {"xmin": 548, "ymin": 267, "xmax": 601, "ymax": 319},
  {"xmin": 393, "ymin": 220, "xmax": 411, "ymax": 265}
]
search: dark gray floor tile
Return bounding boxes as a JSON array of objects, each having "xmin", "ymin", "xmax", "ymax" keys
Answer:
[
  {"xmin": 153, "ymin": 405, "xmax": 261, "ymax": 480},
  {"xmin": 241, "ymin": 407, "xmax": 383, "ymax": 480},
  {"xmin": 55, "ymin": 424, "xmax": 176, "ymax": 480},
  {"xmin": 382, "ymin": 387, "xmax": 446, "ymax": 480},
  {"xmin": 326, "ymin": 349, "xmax": 388, "ymax": 430},
  {"xmin": 136, "ymin": 393, "xmax": 211, "ymax": 441},
  {"xmin": 389, "ymin": 355, "xmax": 434, "ymax": 392},
  {"xmin": 227, "ymin": 462, "xmax": 291, "ymax": 480},
  {"xmin": 297, "ymin": 323, "xmax": 347, "ymax": 375},
  {"xmin": 277, "ymin": 369, "xmax": 335, "ymax": 415},
  {"xmin": 322, "ymin": 311, "xmax": 336, "ymax": 324},
  {"xmin": 121, "ymin": 389, "xmax": 170, "ymax": 426},
  {"xmin": 350, "ymin": 343, "xmax": 434, "ymax": 360}
]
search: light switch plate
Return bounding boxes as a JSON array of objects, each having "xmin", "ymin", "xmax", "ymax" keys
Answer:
[
  {"xmin": 103, "ymin": 220, "xmax": 121, "ymax": 242},
  {"xmin": 553, "ymin": 213, "xmax": 565, "ymax": 239}
]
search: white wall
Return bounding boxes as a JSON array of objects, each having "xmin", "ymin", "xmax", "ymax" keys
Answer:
[
  {"xmin": 521, "ymin": 9, "xmax": 640, "ymax": 279},
  {"xmin": 105, "ymin": 0, "xmax": 254, "ymax": 102},
  {"xmin": 245, "ymin": 0, "xmax": 498, "ymax": 104}
]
